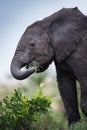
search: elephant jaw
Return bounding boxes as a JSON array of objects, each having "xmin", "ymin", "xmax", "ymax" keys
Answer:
[{"xmin": 10, "ymin": 60, "xmax": 35, "ymax": 80}]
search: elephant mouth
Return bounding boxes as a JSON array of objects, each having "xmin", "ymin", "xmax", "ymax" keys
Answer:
[
  {"xmin": 25, "ymin": 59, "xmax": 52, "ymax": 73},
  {"xmin": 25, "ymin": 61, "xmax": 38, "ymax": 71},
  {"xmin": 25, "ymin": 61, "xmax": 45, "ymax": 72}
]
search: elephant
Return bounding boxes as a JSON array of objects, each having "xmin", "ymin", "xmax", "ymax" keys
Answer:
[{"xmin": 11, "ymin": 7, "xmax": 87, "ymax": 126}]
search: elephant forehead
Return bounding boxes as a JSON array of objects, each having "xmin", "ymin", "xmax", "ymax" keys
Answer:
[
  {"xmin": 26, "ymin": 25, "xmax": 44, "ymax": 35},
  {"xmin": 28, "ymin": 33, "xmax": 47, "ymax": 42},
  {"xmin": 28, "ymin": 35, "xmax": 42, "ymax": 42}
]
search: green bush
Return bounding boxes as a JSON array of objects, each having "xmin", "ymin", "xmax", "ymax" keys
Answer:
[
  {"xmin": 0, "ymin": 83, "xmax": 51, "ymax": 130},
  {"xmin": 70, "ymin": 118, "xmax": 87, "ymax": 130},
  {"xmin": 33, "ymin": 112, "xmax": 67, "ymax": 130}
]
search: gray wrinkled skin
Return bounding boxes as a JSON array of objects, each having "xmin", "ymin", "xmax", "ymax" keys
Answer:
[{"xmin": 11, "ymin": 7, "xmax": 87, "ymax": 127}]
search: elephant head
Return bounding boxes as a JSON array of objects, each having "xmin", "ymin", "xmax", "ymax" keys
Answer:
[
  {"xmin": 11, "ymin": 7, "xmax": 85, "ymax": 80},
  {"xmin": 11, "ymin": 22, "xmax": 54, "ymax": 80}
]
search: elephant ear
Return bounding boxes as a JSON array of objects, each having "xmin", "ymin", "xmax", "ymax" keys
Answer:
[{"xmin": 53, "ymin": 39, "xmax": 77, "ymax": 63}]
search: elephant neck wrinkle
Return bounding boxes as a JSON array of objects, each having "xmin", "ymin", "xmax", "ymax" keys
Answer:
[{"xmin": 48, "ymin": 35, "xmax": 56, "ymax": 61}]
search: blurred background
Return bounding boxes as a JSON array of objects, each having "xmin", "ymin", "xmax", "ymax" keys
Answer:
[
  {"xmin": 0, "ymin": 0, "xmax": 87, "ymax": 129},
  {"xmin": 0, "ymin": 0, "xmax": 87, "ymax": 84}
]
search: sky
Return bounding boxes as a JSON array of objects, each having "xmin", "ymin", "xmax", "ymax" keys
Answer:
[{"xmin": 0, "ymin": 0, "xmax": 87, "ymax": 83}]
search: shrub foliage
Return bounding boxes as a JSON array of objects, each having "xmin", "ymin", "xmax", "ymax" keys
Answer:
[{"xmin": 0, "ymin": 83, "xmax": 51, "ymax": 130}]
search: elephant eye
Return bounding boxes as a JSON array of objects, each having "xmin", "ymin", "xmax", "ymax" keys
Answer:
[{"xmin": 29, "ymin": 42, "xmax": 35, "ymax": 47}]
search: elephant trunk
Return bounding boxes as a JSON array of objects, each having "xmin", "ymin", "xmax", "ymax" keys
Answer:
[{"xmin": 10, "ymin": 57, "xmax": 35, "ymax": 80}]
